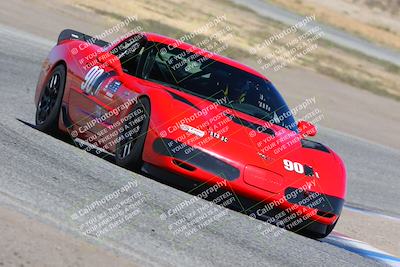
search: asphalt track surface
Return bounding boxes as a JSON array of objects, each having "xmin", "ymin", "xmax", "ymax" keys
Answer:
[
  {"xmin": 0, "ymin": 24, "xmax": 396, "ymax": 266},
  {"xmin": 232, "ymin": 0, "xmax": 400, "ymax": 67}
]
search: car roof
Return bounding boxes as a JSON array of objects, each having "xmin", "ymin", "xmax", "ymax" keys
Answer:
[{"xmin": 141, "ymin": 32, "xmax": 267, "ymax": 80}]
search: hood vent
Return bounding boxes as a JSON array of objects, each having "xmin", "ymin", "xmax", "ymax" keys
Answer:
[
  {"xmin": 167, "ymin": 90, "xmax": 200, "ymax": 111},
  {"xmin": 301, "ymin": 139, "xmax": 330, "ymax": 153},
  {"xmin": 225, "ymin": 113, "xmax": 275, "ymax": 136}
]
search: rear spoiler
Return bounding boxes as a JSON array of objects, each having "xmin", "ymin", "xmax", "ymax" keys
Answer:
[{"xmin": 57, "ymin": 29, "xmax": 110, "ymax": 48}]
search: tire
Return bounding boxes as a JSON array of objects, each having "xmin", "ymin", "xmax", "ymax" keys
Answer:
[
  {"xmin": 35, "ymin": 64, "xmax": 66, "ymax": 133},
  {"xmin": 115, "ymin": 98, "xmax": 150, "ymax": 171},
  {"xmin": 302, "ymin": 217, "xmax": 339, "ymax": 239}
]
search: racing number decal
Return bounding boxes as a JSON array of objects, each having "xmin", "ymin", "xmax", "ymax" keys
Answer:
[
  {"xmin": 283, "ymin": 159, "xmax": 304, "ymax": 174},
  {"xmin": 81, "ymin": 66, "xmax": 104, "ymax": 95},
  {"xmin": 283, "ymin": 159, "xmax": 320, "ymax": 178}
]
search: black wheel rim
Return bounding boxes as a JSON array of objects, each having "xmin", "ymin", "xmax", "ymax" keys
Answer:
[
  {"xmin": 118, "ymin": 107, "xmax": 146, "ymax": 159},
  {"xmin": 37, "ymin": 72, "xmax": 61, "ymax": 124}
]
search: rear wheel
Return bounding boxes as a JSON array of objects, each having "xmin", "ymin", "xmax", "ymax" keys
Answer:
[
  {"xmin": 115, "ymin": 98, "xmax": 150, "ymax": 171},
  {"xmin": 35, "ymin": 65, "xmax": 66, "ymax": 132}
]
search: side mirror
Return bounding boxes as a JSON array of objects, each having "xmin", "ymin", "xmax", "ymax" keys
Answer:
[
  {"xmin": 297, "ymin": 120, "xmax": 317, "ymax": 137},
  {"xmin": 97, "ymin": 52, "xmax": 124, "ymax": 76}
]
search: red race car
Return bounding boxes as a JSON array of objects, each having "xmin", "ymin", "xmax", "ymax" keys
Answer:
[{"xmin": 34, "ymin": 29, "xmax": 346, "ymax": 237}]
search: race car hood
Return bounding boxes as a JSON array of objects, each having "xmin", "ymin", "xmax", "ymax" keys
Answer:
[{"xmin": 150, "ymin": 86, "xmax": 346, "ymax": 199}]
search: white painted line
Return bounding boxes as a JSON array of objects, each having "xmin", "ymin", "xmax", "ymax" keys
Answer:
[{"xmin": 325, "ymin": 231, "xmax": 400, "ymax": 266}]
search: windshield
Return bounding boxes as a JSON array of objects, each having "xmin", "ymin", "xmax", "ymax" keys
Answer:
[{"xmin": 141, "ymin": 42, "xmax": 297, "ymax": 131}]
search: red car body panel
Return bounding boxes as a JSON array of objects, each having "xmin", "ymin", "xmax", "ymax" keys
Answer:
[{"xmin": 35, "ymin": 31, "xmax": 346, "ymax": 230}]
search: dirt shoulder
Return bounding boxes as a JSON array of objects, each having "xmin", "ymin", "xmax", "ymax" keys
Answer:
[
  {"xmin": 336, "ymin": 208, "xmax": 400, "ymax": 257},
  {"xmin": 266, "ymin": 0, "xmax": 400, "ymax": 51},
  {"xmin": 0, "ymin": 204, "xmax": 136, "ymax": 267}
]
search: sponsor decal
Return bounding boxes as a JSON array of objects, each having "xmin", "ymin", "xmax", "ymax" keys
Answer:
[
  {"xmin": 105, "ymin": 79, "xmax": 121, "ymax": 98},
  {"xmin": 179, "ymin": 124, "xmax": 205, "ymax": 137},
  {"xmin": 107, "ymin": 80, "xmax": 121, "ymax": 94},
  {"xmin": 210, "ymin": 131, "xmax": 228, "ymax": 143}
]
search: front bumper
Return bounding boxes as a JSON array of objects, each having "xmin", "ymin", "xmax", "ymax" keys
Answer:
[{"xmin": 148, "ymin": 137, "xmax": 343, "ymax": 226}]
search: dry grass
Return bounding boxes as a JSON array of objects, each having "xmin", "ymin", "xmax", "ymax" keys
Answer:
[
  {"xmin": 267, "ymin": 0, "xmax": 400, "ymax": 51},
  {"xmin": 352, "ymin": 0, "xmax": 400, "ymax": 15},
  {"xmin": 301, "ymin": 40, "xmax": 400, "ymax": 100},
  {"xmin": 66, "ymin": 0, "xmax": 400, "ymax": 100}
]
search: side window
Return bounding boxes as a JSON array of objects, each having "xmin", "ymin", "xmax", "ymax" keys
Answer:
[{"xmin": 110, "ymin": 34, "xmax": 146, "ymax": 76}]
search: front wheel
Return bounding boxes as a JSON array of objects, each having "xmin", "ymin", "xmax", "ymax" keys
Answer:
[{"xmin": 115, "ymin": 98, "xmax": 150, "ymax": 171}]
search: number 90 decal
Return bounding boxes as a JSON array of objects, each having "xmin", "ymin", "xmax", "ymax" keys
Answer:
[
  {"xmin": 283, "ymin": 159, "xmax": 319, "ymax": 178},
  {"xmin": 283, "ymin": 159, "xmax": 304, "ymax": 173}
]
